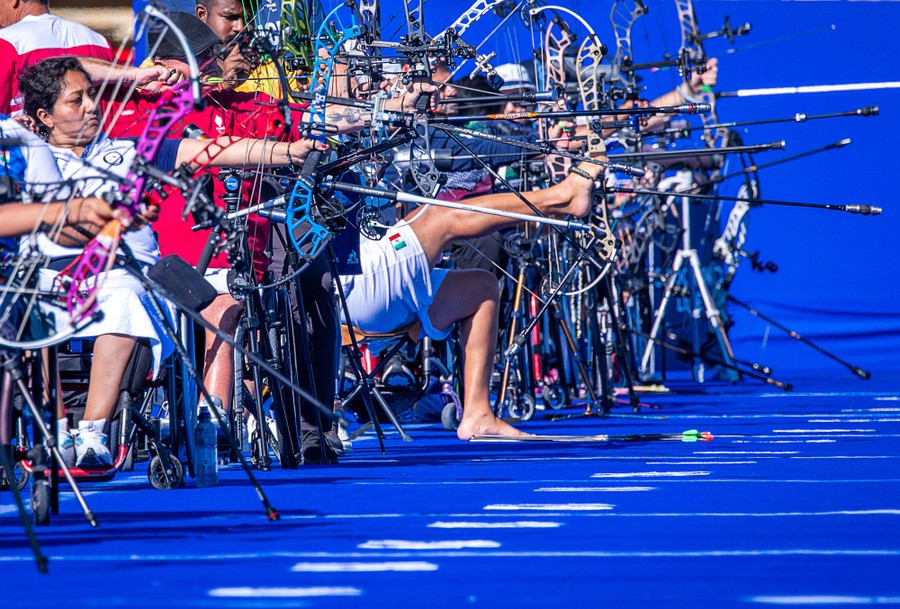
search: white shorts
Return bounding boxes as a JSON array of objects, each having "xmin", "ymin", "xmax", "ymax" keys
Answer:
[
  {"xmin": 38, "ymin": 268, "xmax": 175, "ymax": 378},
  {"xmin": 204, "ymin": 268, "xmax": 232, "ymax": 295},
  {"xmin": 340, "ymin": 224, "xmax": 451, "ymax": 340}
]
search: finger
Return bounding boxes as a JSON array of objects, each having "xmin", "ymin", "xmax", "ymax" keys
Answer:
[
  {"xmin": 417, "ymin": 82, "xmax": 438, "ymax": 95},
  {"xmin": 299, "ymin": 138, "xmax": 328, "ymax": 152},
  {"xmin": 114, "ymin": 209, "xmax": 132, "ymax": 228}
]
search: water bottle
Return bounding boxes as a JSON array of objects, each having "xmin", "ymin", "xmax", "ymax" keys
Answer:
[{"xmin": 193, "ymin": 406, "xmax": 218, "ymax": 488}]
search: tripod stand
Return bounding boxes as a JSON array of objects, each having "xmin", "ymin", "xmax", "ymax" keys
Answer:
[
  {"xmin": 639, "ymin": 174, "xmax": 737, "ymax": 380},
  {"xmin": 1, "ymin": 348, "xmax": 100, "ymax": 572}
]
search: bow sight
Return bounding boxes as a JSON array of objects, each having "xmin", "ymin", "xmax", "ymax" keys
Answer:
[{"xmin": 364, "ymin": 27, "xmax": 476, "ymax": 83}]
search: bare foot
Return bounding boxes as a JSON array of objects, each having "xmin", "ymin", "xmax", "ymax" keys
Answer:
[{"xmin": 457, "ymin": 412, "xmax": 532, "ymax": 440}]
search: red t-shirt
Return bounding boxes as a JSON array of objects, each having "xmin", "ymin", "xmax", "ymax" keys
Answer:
[
  {"xmin": 0, "ymin": 13, "xmax": 114, "ymax": 115},
  {"xmin": 104, "ymin": 88, "xmax": 307, "ymax": 273}
]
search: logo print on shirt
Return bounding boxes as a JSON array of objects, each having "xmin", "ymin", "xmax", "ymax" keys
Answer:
[
  {"xmin": 103, "ymin": 151, "xmax": 124, "ymax": 166},
  {"xmin": 388, "ymin": 233, "xmax": 407, "ymax": 250}
]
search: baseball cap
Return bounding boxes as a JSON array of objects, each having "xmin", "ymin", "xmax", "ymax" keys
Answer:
[
  {"xmin": 494, "ymin": 63, "xmax": 536, "ymax": 93},
  {"xmin": 148, "ymin": 12, "xmax": 222, "ymax": 59}
]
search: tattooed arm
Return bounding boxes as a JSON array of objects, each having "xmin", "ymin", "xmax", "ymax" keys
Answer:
[
  {"xmin": 322, "ymin": 105, "xmax": 371, "ymax": 133},
  {"xmin": 304, "ymin": 82, "xmax": 438, "ymax": 134}
]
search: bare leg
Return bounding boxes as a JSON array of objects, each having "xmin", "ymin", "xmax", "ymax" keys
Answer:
[
  {"xmin": 202, "ymin": 294, "xmax": 243, "ymax": 413},
  {"xmin": 410, "ymin": 166, "xmax": 601, "ymax": 266},
  {"xmin": 83, "ymin": 334, "xmax": 137, "ymax": 425},
  {"xmin": 427, "ymin": 270, "xmax": 529, "ymax": 440}
]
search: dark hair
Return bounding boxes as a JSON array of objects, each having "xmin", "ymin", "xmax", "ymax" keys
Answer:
[
  {"xmin": 18, "ymin": 56, "xmax": 92, "ymax": 137},
  {"xmin": 455, "ymin": 75, "xmax": 504, "ymax": 115}
]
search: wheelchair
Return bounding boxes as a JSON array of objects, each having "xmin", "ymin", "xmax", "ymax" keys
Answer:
[{"xmin": 2, "ymin": 338, "xmax": 183, "ymax": 526}]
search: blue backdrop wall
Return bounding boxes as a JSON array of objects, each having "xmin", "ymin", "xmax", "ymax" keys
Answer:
[
  {"xmin": 143, "ymin": 0, "xmax": 899, "ymax": 378},
  {"xmin": 370, "ymin": 0, "xmax": 900, "ymax": 378}
]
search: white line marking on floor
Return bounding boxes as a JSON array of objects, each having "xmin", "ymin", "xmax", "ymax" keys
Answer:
[
  {"xmin": 748, "ymin": 595, "xmax": 900, "ymax": 605},
  {"xmin": 428, "ymin": 521, "xmax": 562, "ymax": 529},
  {"xmin": 290, "ymin": 562, "xmax": 438, "ymax": 572},
  {"xmin": 327, "ymin": 509, "xmax": 900, "ymax": 519},
  {"xmin": 5, "ymin": 544, "xmax": 900, "ymax": 565},
  {"xmin": 534, "ymin": 487, "xmax": 655, "ymax": 492},
  {"xmin": 645, "ymin": 461, "xmax": 756, "ymax": 465},
  {"xmin": 346, "ymin": 549, "xmax": 900, "ymax": 558},
  {"xmin": 790, "ymin": 456, "xmax": 897, "ymax": 460},
  {"xmin": 209, "ymin": 587, "xmax": 362, "ymax": 597},
  {"xmin": 225, "ymin": 550, "xmax": 900, "ymax": 559},
  {"xmin": 773, "ymin": 429, "xmax": 875, "ymax": 433},
  {"xmin": 762, "ymin": 393, "xmax": 897, "ymax": 398},
  {"xmin": 358, "ymin": 540, "xmax": 500, "ymax": 550},
  {"xmin": 693, "ymin": 451, "xmax": 799, "ymax": 455},
  {"xmin": 591, "ymin": 471, "xmax": 710, "ymax": 478},
  {"xmin": 346, "ymin": 459, "xmax": 400, "ymax": 464},
  {"xmin": 484, "ymin": 503, "xmax": 614, "ymax": 511},
  {"xmin": 605, "ymin": 509, "xmax": 900, "ymax": 518}
]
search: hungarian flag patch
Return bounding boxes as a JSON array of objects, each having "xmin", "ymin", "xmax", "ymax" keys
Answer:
[{"xmin": 388, "ymin": 233, "xmax": 407, "ymax": 250}]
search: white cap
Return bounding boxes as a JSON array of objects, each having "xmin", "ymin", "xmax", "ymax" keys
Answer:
[{"xmin": 494, "ymin": 63, "xmax": 536, "ymax": 92}]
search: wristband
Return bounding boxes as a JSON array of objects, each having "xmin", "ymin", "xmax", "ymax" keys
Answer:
[
  {"xmin": 569, "ymin": 166, "xmax": 596, "ymax": 183},
  {"xmin": 285, "ymin": 141, "xmax": 295, "ymax": 167}
]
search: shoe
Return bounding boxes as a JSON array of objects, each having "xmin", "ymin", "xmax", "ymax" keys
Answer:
[
  {"xmin": 337, "ymin": 424, "xmax": 353, "ymax": 455},
  {"xmin": 74, "ymin": 420, "xmax": 112, "ymax": 468},
  {"xmin": 301, "ymin": 429, "xmax": 343, "ymax": 465},
  {"xmin": 59, "ymin": 430, "xmax": 76, "ymax": 468},
  {"xmin": 56, "ymin": 419, "xmax": 75, "ymax": 468}
]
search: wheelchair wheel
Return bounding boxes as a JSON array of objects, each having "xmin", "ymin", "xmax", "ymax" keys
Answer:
[
  {"xmin": 0, "ymin": 450, "xmax": 29, "ymax": 492},
  {"xmin": 441, "ymin": 402, "xmax": 461, "ymax": 431},
  {"xmin": 508, "ymin": 393, "xmax": 536, "ymax": 422},
  {"xmin": 541, "ymin": 382, "xmax": 567, "ymax": 410},
  {"xmin": 147, "ymin": 454, "xmax": 184, "ymax": 490},
  {"xmin": 32, "ymin": 478, "xmax": 50, "ymax": 526}
]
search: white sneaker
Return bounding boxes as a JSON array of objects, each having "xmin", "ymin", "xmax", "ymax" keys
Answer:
[
  {"xmin": 59, "ymin": 430, "xmax": 76, "ymax": 468},
  {"xmin": 74, "ymin": 420, "xmax": 111, "ymax": 468},
  {"xmin": 337, "ymin": 424, "xmax": 353, "ymax": 454}
]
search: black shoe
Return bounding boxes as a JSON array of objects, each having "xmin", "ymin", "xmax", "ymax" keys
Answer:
[{"xmin": 300, "ymin": 430, "xmax": 343, "ymax": 464}]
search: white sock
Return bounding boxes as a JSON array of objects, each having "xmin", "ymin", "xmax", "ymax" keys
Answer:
[
  {"xmin": 57, "ymin": 418, "xmax": 70, "ymax": 437},
  {"xmin": 78, "ymin": 418, "xmax": 107, "ymax": 434}
]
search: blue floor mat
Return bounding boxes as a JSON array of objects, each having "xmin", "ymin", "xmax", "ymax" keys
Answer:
[{"xmin": 2, "ymin": 376, "xmax": 899, "ymax": 608}]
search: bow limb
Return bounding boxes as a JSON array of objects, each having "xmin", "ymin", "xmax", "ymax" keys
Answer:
[
  {"xmin": 434, "ymin": 0, "xmax": 509, "ymax": 42},
  {"xmin": 674, "ymin": 0, "xmax": 761, "ymax": 284},
  {"xmin": 610, "ymin": 0, "xmax": 648, "ymax": 99},
  {"xmin": 281, "ymin": 0, "xmax": 314, "ymax": 72},
  {"xmin": 675, "ymin": 0, "xmax": 728, "ymax": 149},
  {"xmin": 284, "ymin": 1, "xmax": 363, "ymax": 260},
  {"xmin": 575, "ymin": 33, "xmax": 617, "ymax": 264},
  {"xmin": 59, "ymin": 5, "xmax": 204, "ymax": 319},
  {"xmin": 534, "ymin": 12, "xmax": 575, "ymax": 185}
]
